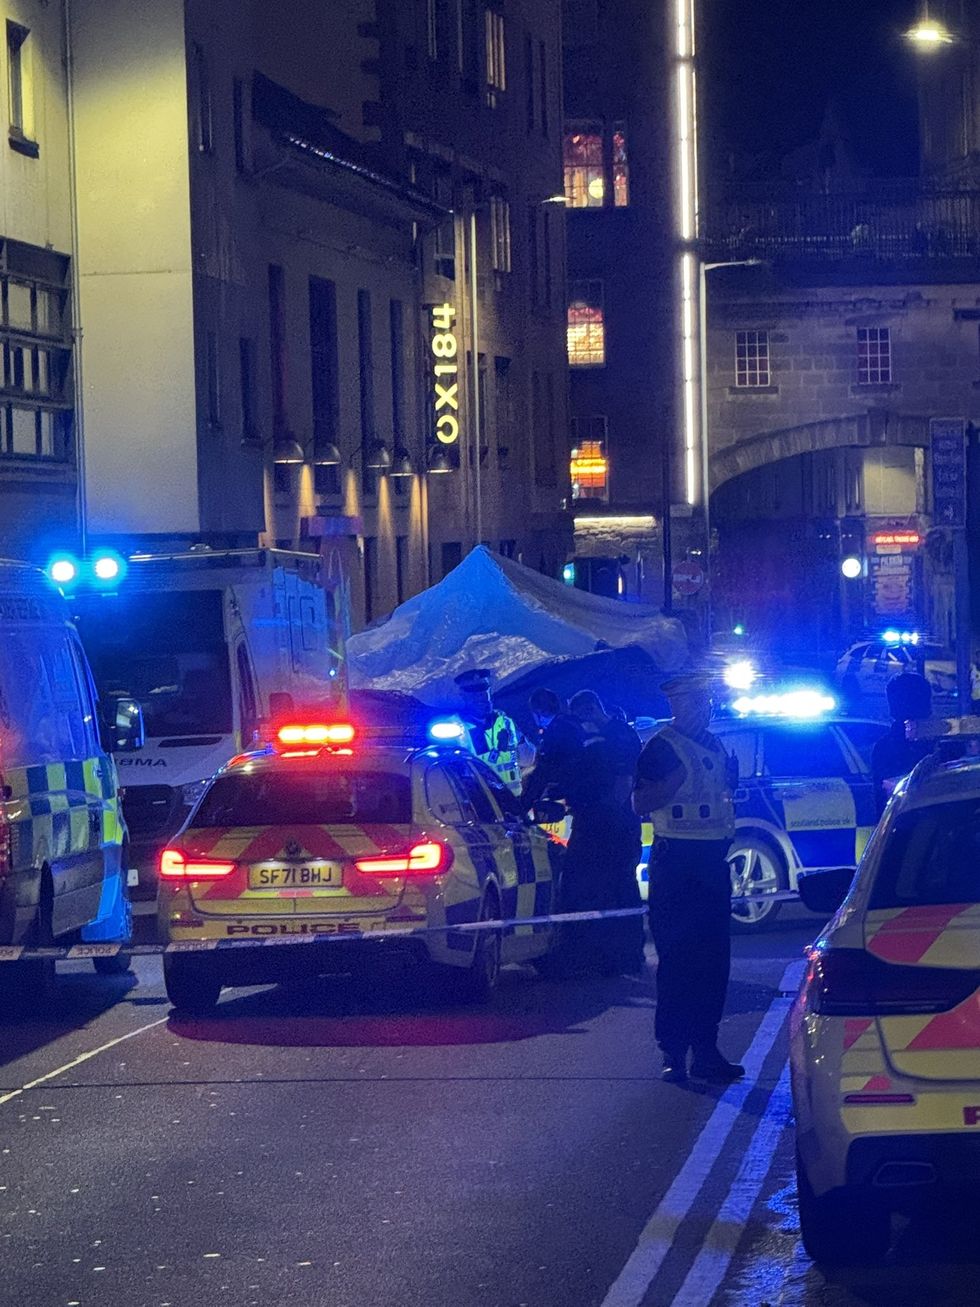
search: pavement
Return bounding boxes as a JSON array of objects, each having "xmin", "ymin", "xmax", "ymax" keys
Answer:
[{"xmin": 0, "ymin": 906, "xmax": 977, "ymax": 1307}]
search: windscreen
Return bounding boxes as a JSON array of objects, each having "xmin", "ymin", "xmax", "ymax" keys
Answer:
[
  {"xmin": 871, "ymin": 799, "xmax": 980, "ymax": 908},
  {"xmin": 73, "ymin": 590, "xmax": 232, "ymax": 737},
  {"xmin": 193, "ymin": 769, "xmax": 413, "ymax": 827}
]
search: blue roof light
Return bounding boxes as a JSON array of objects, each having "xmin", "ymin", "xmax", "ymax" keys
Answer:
[
  {"xmin": 47, "ymin": 554, "xmax": 79, "ymax": 587},
  {"xmin": 91, "ymin": 551, "xmax": 127, "ymax": 586},
  {"xmin": 731, "ymin": 689, "xmax": 837, "ymax": 720},
  {"xmin": 428, "ymin": 717, "xmax": 467, "ymax": 743}
]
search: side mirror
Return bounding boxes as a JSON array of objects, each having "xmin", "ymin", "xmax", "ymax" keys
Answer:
[
  {"xmin": 798, "ymin": 866, "xmax": 855, "ymax": 916},
  {"xmin": 100, "ymin": 694, "xmax": 145, "ymax": 754}
]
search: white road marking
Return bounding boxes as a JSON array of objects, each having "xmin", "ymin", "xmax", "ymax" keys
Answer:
[
  {"xmin": 600, "ymin": 960, "xmax": 804, "ymax": 1307},
  {"xmin": 0, "ymin": 1016, "xmax": 169, "ymax": 1107},
  {"xmin": 671, "ymin": 1063, "xmax": 793, "ymax": 1306}
]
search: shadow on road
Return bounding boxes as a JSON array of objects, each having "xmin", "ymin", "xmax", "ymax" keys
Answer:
[
  {"xmin": 168, "ymin": 964, "xmax": 661, "ymax": 1049},
  {"xmin": 0, "ymin": 967, "xmax": 139, "ymax": 1071}
]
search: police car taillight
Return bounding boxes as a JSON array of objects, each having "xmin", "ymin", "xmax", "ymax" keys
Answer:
[
  {"xmin": 353, "ymin": 840, "xmax": 453, "ymax": 876},
  {"xmin": 804, "ymin": 947, "xmax": 980, "ymax": 1017},
  {"xmin": 159, "ymin": 848, "xmax": 238, "ymax": 880},
  {"xmin": 276, "ymin": 723, "xmax": 356, "ymax": 747}
]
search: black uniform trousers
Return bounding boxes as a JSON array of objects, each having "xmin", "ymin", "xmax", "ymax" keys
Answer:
[
  {"xmin": 647, "ymin": 837, "xmax": 732, "ymax": 1056},
  {"xmin": 560, "ymin": 802, "xmax": 645, "ymax": 974}
]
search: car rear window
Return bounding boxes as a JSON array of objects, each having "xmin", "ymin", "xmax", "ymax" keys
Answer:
[
  {"xmin": 761, "ymin": 725, "xmax": 851, "ymax": 779},
  {"xmin": 193, "ymin": 769, "xmax": 412, "ymax": 827},
  {"xmin": 871, "ymin": 800, "xmax": 980, "ymax": 907}
]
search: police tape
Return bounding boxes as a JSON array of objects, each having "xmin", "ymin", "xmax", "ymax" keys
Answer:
[{"xmin": 0, "ymin": 893, "xmax": 802, "ymax": 964}]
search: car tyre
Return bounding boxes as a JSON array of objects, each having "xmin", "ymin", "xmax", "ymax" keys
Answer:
[
  {"xmin": 729, "ymin": 834, "xmax": 787, "ymax": 933},
  {"xmin": 796, "ymin": 1148, "xmax": 891, "ymax": 1265},
  {"xmin": 164, "ymin": 955, "xmax": 222, "ymax": 1015},
  {"xmin": 457, "ymin": 889, "xmax": 502, "ymax": 1004}
]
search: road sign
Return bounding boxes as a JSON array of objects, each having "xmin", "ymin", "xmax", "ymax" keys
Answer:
[
  {"xmin": 672, "ymin": 560, "xmax": 704, "ymax": 596},
  {"xmin": 931, "ymin": 417, "xmax": 967, "ymax": 528}
]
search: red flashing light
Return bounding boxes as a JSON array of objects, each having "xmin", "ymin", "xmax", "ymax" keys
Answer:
[
  {"xmin": 276, "ymin": 722, "xmax": 356, "ymax": 747},
  {"xmin": 353, "ymin": 840, "xmax": 453, "ymax": 876},
  {"xmin": 159, "ymin": 848, "xmax": 237, "ymax": 880}
]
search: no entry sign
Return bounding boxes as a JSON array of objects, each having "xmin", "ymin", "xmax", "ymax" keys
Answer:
[{"xmin": 672, "ymin": 561, "xmax": 705, "ymax": 595}]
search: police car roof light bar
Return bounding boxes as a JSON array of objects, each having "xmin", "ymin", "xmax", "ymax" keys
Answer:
[
  {"xmin": 731, "ymin": 689, "xmax": 837, "ymax": 719},
  {"xmin": 276, "ymin": 722, "xmax": 356, "ymax": 747}
]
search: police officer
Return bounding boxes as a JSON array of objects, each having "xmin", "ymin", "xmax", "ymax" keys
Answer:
[
  {"xmin": 519, "ymin": 687, "xmax": 585, "ymax": 812},
  {"xmin": 633, "ymin": 672, "xmax": 743, "ymax": 1085},
  {"xmin": 454, "ymin": 668, "xmax": 523, "ymax": 793}
]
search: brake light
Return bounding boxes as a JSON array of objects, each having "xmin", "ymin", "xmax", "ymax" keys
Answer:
[
  {"xmin": 159, "ymin": 848, "xmax": 238, "ymax": 880},
  {"xmin": 804, "ymin": 947, "xmax": 980, "ymax": 1017},
  {"xmin": 353, "ymin": 840, "xmax": 453, "ymax": 876},
  {"xmin": 277, "ymin": 723, "xmax": 356, "ymax": 746}
]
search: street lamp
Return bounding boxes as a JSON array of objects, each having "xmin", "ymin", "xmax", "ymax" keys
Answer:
[
  {"xmin": 698, "ymin": 257, "xmax": 764, "ymax": 637},
  {"xmin": 905, "ymin": 6, "xmax": 955, "ymax": 47}
]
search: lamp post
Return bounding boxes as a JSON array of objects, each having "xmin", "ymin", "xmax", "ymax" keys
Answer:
[{"xmin": 697, "ymin": 257, "xmax": 763, "ymax": 638}]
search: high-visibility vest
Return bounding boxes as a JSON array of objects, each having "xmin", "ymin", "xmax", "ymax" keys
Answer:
[
  {"xmin": 466, "ymin": 711, "xmax": 523, "ymax": 794},
  {"xmin": 649, "ymin": 725, "xmax": 735, "ymax": 842}
]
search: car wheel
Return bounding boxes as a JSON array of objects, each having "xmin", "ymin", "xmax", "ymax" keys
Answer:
[
  {"xmin": 93, "ymin": 952, "xmax": 133, "ymax": 976},
  {"xmin": 729, "ymin": 834, "xmax": 786, "ymax": 932},
  {"xmin": 163, "ymin": 954, "xmax": 222, "ymax": 1015},
  {"xmin": 458, "ymin": 889, "xmax": 502, "ymax": 1004},
  {"xmin": 796, "ymin": 1148, "xmax": 891, "ymax": 1265}
]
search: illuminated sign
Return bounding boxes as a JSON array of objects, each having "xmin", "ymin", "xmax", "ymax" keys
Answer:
[
  {"xmin": 871, "ymin": 530, "xmax": 921, "ymax": 549},
  {"xmin": 430, "ymin": 302, "xmax": 460, "ymax": 446}
]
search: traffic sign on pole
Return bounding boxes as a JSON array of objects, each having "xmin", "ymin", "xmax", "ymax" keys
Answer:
[{"xmin": 672, "ymin": 560, "xmax": 705, "ymax": 596}]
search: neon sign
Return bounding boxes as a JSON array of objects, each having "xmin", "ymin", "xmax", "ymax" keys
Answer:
[{"xmin": 430, "ymin": 302, "xmax": 460, "ymax": 446}]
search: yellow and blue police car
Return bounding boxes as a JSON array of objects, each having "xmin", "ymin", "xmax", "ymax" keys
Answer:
[
  {"xmin": 791, "ymin": 721, "xmax": 980, "ymax": 1265},
  {"xmin": 637, "ymin": 693, "xmax": 887, "ymax": 930},
  {"xmin": 157, "ymin": 721, "xmax": 561, "ymax": 1014}
]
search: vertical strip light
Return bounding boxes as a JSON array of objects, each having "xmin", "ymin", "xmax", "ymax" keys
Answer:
[{"xmin": 673, "ymin": 0, "xmax": 700, "ymax": 505}]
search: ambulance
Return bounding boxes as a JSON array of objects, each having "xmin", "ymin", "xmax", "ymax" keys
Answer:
[{"xmin": 67, "ymin": 549, "xmax": 348, "ymax": 896}]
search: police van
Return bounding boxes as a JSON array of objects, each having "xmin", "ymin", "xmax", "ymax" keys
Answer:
[
  {"xmin": 637, "ymin": 694, "xmax": 887, "ymax": 930},
  {"xmin": 0, "ymin": 561, "xmax": 142, "ymax": 977},
  {"xmin": 63, "ymin": 548, "xmax": 348, "ymax": 898}
]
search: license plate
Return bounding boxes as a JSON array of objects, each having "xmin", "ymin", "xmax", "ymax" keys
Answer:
[{"xmin": 249, "ymin": 863, "xmax": 340, "ymax": 889}]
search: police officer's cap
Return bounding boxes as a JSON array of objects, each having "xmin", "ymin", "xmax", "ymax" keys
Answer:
[
  {"xmin": 455, "ymin": 668, "xmax": 493, "ymax": 693},
  {"xmin": 660, "ymin": 670, "xmax": 713, "ymax": 697}
]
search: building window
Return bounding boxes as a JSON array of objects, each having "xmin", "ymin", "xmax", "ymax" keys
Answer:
[
  {"xmin": 239, "ymin": 337, "xmax": 257, "ymax": 442},
  {"xmin": 233, "ymin": 78, "xmax": 247, "ymax": 172},
  {"xmin": 358, "ymin": 288, "xmax": 376, "ymax": 495},
  {"xmin": 539, "ymin": 40, "xmax": 548, "ymax": 135},
  {"xmin": 205, "ymin": 331, "xmax": 220, "ymax": 425},
  {"xmin": 490, "ymin": 196, "xmax": 511, "ymax": 272},
  {"xmin": 563, "ymin": 122, "xmax": 604, "ymax": 207},
  {"xmin": 527, "ymin": 205, "xmax": 539, "ymax": 306},
  {"xmin": 612, "ymin": 122, "xmax": 628, "ymax": 206},
  {"xmin": 395, "ymin": 535, "xmax": 408, "ymax": 605},
  {"xmin": 309, "ymin": 278, "xmax": 339, "ymax": 491},
  {"xmin": 433, "ymin": 170, "xmax": 455, "ymax": 279},
  {"xmin": 735, "ymin": 330, "xmax": 770, "ymax": 388},
  {"xmin": 363, "ymin": 536, "xmax": 377, "ymax": 625},
  {"xmin": 494, "ymin": 356, "xmax": 511, "ymax": 464},
  {"xmin": 268, "ymin": 265, "xmax": 287, "ymax": 431},
  {"xmin": 567, "ymin": 281, "xmax": 605, "ymax": 367},
  {"xmin": 6, "ymin": 21, "xmax": 35, "ymax": 154},
  {"xmin": 485, "ymin": 9, "xmax": 506, "ymax": 106},
  {"xmin": 193, "ymin": 43, "xmax": 213, "ymax": 154},
  {"xmin": 525, "ymin": 34, "xmax": 534, "ymax": 131},
  {"xmin": 542, "ymin": 209, "xmax": 553, "ymax": 306},
  {"xmin": 427, "ymin": 0, "xmax": 439, "ymax": 59},
  {"xmin": 857, "ymin": 326, "xmax": 891, "ymax": 384},
  {"xmin": 1, "ymin": 250, "xmax": 72, "ymax": 459},
  {"xmin": 570, "ymin": 418, "xmax": 609, "ymax": 501},
  {"xmin": 441, "ymin": 541, "xmax": 462, "ymax": 576}
]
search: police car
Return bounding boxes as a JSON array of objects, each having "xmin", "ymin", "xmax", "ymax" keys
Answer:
[
  {"xmin": 791, "ymin": 723, "xmax": 980, "ymax": 1264},
  {"xmin": 638, "ymin": 693, "xmax": 886, "ymax": 930},
  {"xmin": 157, "ymin": 722, "xmax": 560, "ymax": 1014}
]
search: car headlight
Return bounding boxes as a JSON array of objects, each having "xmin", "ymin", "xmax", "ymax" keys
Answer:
[{"xmin": 179, "ymin": 779, "xmax": 210, "ymax": 809}]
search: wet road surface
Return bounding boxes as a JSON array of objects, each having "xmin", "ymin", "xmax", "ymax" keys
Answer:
[{"xmin": 0, "ymin": 908, "xmax": 976, "ymax": 1306}]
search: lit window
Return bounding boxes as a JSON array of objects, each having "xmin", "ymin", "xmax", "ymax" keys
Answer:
[
  {"xmin": 567, "ymin": 281, "xmax": 605, "ymax": 366},
  {"xmin": 563, "ymin": 123, "xmax": 604, "ymax": 207},
  {"xmin": 570, "ymin": 418, "xmax": 609, "ymax": 500},
  {"xmin": 735, "ymin": 331, "xmax": 770, "ymax": 387},
  {"xmin": 485, "ymin": 9, "xmax": 506, "ymax": 107},
  {"xmin": 857, "ymin": 327, "xmax": 891, "ymax": 384},
  {"xmin": 490, "ymin": 196, "xmax": 511, "ymax": 272},
  {"xmin": 612, "ymin": 123, "xmax": 629, "ymax": 207}
]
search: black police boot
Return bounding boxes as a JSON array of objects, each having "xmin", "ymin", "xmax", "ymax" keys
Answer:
[
  {"xmin": 661, "ymin": 1049, "xmax": 689, "ymax": 1084},
  {"xmin": 689, "ymin": 1047, "xmax": 745, "ymax": 1083}
]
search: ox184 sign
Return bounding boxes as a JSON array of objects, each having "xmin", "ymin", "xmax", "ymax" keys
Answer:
[{"xmin": 430, "ymin": 302, "xmax": 460, "ymax": 446}]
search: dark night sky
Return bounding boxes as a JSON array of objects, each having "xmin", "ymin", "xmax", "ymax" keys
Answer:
[{"xmin": 701, "ymin": 0, "xmax": 923, "ymax": 180}]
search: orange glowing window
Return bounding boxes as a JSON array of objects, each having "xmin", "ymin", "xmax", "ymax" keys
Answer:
[{"xmin": 567, "ymin": 281, "xmax": 605, "ymax": 367}]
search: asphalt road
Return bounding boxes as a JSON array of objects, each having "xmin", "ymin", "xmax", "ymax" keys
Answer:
[{"xmin": 1, "ymin": 907, "xmax": 977, "ymax": 1307}]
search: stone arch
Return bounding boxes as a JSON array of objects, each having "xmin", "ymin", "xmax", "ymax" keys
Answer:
[{"xmin": 708, "ymin": 409, "xmax": 931, "ymax": 493}]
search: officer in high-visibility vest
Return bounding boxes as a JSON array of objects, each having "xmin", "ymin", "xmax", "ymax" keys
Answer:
[
  {"xmin": 454, "ymin": 668, "xmax": 523, "ymax": 793},
  {"xmin": 633, "ymin": 672, "xmax": 742, "ymax": 1086}
]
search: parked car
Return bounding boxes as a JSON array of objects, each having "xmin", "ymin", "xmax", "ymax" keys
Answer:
[{"xmin": 835, "ymin": 638, "xmax": 957, "ymax": 707}]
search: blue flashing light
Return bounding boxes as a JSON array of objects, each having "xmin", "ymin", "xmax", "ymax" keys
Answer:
[
  {"xmin": 92, "ymin": 551, "xmax": 127, "ymax": 585},
  {"xmin": 428, "ymin": 717, "xmax": 467, "ymax": 743},
  {"xmin": 47, "ymin": 555, "xmax": 79, "ymax": 587},
  {"xmin": 723, "ymin": 659, "xmax": 757, "ymax": 692},
  {"xmin": 732, "ymin": 689, "xmax": 837, "ymax": 720},
  {"xmin": 562, "ymin": 562, "xmax": 576, "ymax": 586},
  {"xmin": 882, "ymin": 629, "xmax": 919, "ymax": 647},
  {"xmin": 732, "ymin": 623, "xmax": 746, "ymax": 637}
]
